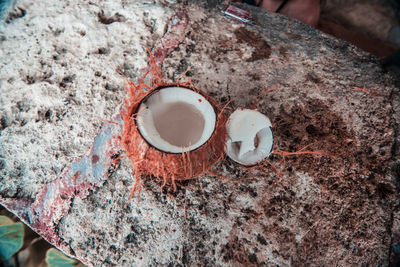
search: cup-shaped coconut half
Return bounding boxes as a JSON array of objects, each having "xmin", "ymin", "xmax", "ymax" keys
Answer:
[{"xmin": 136, "ymin": 87, "xmax": 217, "ymax": 153}]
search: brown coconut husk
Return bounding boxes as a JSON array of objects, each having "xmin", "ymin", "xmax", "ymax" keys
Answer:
[{"xmin": 120, "ymin": 53, "xmax": 228, "ymax": 197}]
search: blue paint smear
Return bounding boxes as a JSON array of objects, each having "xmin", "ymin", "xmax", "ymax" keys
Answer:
[
  {"xmin": 27, "ymin": 117, "xmax": 124, "ymax": 226},
  {"xmin": 0, "ymin": 0, "xmax": 15, "ymax": 21},
  {"xmin": 67, "ymin": 116, "xmax": 123, "ymax": 185}
]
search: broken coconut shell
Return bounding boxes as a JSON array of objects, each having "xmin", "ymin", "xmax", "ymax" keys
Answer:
[{"xmin": 226, "ymin": 108, "xmax": 273, "ymax": 166}]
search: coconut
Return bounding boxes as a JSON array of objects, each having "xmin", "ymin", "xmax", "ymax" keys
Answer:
[
  {"xmin": 121, "ymin": 54, "xmax": 227, "ymax": 194},
  {"xmin": 226, "ymin": 108, "xmax": 273, "ymax": 166}
]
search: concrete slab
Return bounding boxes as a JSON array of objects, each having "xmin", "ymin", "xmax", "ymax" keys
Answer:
[{"xmin": 0, "ymin": 1, "xmax": 399, "ymax": 266}]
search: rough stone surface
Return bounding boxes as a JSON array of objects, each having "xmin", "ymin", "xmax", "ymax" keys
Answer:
[{"xmin": 0, "ymin": 0, "xmax": 399, "ymax": 266}]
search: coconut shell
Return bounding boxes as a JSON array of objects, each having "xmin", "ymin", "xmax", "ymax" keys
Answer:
[{"xmin": 121, "ymin": 53, "xmax": 227, "ymax": 193}]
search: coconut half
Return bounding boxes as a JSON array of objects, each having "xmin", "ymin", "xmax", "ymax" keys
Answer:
[
  {"xmin": 226, "ymin": 108, "xmax": 273, "ymax": 166},
  {"xmin": 136, "ymin": 87, "xmax": 216, "ymax": 153},
  {"xmin": 121, "ymin": 52, "xmax": 228, "ymax": 194}
]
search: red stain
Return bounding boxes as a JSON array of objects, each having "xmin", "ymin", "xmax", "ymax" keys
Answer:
[
  {"xmin": 164, "ymin": 39, "xmax": 179, "ymax": 48},
  {"xmin": 153, "ymin": 11, "xmax": 189, "ymax": 64},
  {"xmin": 198, "ymin": 99, "xmax": 202, "ymax": 103},
  {"xmin": 72, "ymin": 171, "xmax": 81, "ymax": 182},
  {"xmin": 92, "ymin": 155, "xmax": 100, "ymax": 164},
  {"xmin": 154, "ymin": 47, "xmax": 165, "ymax": 62}
]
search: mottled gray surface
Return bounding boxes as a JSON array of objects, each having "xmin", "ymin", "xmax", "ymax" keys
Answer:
[{"xmin": 1, "ymin": 1, "xmax": 399, "ymax": 266}]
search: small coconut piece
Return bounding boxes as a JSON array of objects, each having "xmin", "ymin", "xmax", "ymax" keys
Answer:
[{"xmin": 226, "ymin": 108, "xmax": 273, "ymax": 166}]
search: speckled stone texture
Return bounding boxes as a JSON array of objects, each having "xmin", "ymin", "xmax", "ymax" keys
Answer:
[{"xmin": 0, "ymin": 0, "xmax": 399, "ymax": 266}]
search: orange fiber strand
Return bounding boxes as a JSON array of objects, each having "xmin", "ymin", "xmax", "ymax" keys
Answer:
[
  {"xmin": 272, "ymin": 149, "xmax": 331, "ymax": 157},
  {"xmin": 257, "ymin": 84, "xmax": 280, "ymax": 98},
  {"xmin": 251, "ymin": 84, "xmax": 280, "ymax": 108},
  {"xmin": 272, "ymin": 141, "xmax": 332, "ymax": 158},
  {"xmin": 352, "ymin": 86, "xmax": 378, "ymax": 96},
  {"xmin": 120, "ymin": 51, "xmax": 228, "ymax": 196}
]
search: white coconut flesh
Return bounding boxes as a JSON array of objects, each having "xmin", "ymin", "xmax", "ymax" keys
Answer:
[
  {"xmin": 226, "ymin": 108, "xmax": 273, "ymax": 165},
  {"xmin": 136, "ymin": 87, "xmax": 216, "ymax": 153}
]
